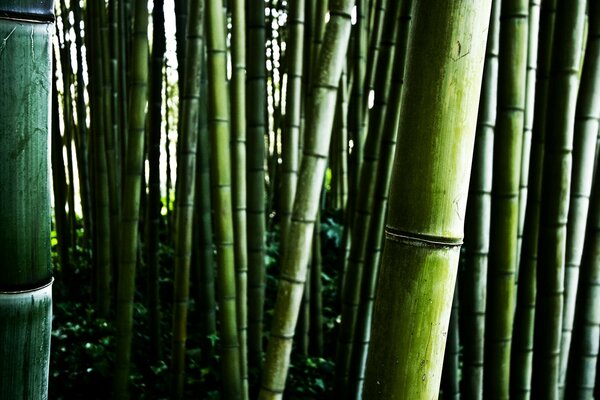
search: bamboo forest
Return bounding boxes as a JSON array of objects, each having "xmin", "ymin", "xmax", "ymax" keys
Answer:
[{"xmin": 4, "ymin": 0, "xmax": 600, "ymax": 399}]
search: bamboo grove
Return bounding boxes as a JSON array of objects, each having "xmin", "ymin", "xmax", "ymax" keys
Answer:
[{"xmin": 4, "ymin": 0, "xmax": 600, "ymax": 398}]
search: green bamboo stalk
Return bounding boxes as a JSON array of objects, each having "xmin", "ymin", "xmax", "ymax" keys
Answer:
[
  {"xmin": 565, "ymin": 125, "xmax": 600, "ymax": 400},
  {"xmin": 230, "ymin": 0, "xmax": 249, "ymax": 395},
  {"xmin": 0, "ymin": 2, "xmax": 54, "ymax": 398},
  {"xmin": 206, "ymin": 0, "xmax": 243, "ymax": 396},
  {"xmin": 516, "ymin": 0, "xmax": 541, "ymax": 272},
  {"xmin": 247, "ymin": 0, "xmax": 268, "ymax": 370},
  {"xmin": 194, "ymin": 52, "xmax": 217, "ymax": 344},
  {"xmin": 362, "ymin": 0, "xmax": 491, "ymax": 398},
  {"xmin": 170, "ymin": 0, "xmax": 204, "ymax": 396},
  {"xmin": 281, "ymin": 0, "xmax": 305, "ymax": 247},
  {"xmin": 531, "ymin": 1, "xmax": 586, "ymax": 397},
  {"xmin": 460, "ymin": 1, "xmax": 499, "ymax": 398},
  {"xmin": 483, "ymin": 0, "xmax": 528, "ymax": 397},
  {"xmin": 146, "ymin": 0, "xmax": 166, "ymax": 364},
  {"xmin": 559, "ymin": 2, "xmax": 600, "ymax": 393},
  {"xmin": 510, "ymin": 0, "xmax": 557, "ymax": 397},
  {"xmin": 441, "ymin": 286, "xmax": 460, "ymax": 400},
  {"xmin": 335, "ymin": 0, "xmax": 402, "ymax": 393},
  {"xmin": 310, "ymin": 212, "xmax": 324, "ymax": 356},
  {"xmin": 346, "ymin": 6, "xmax": 409, "ymax": 391},
  {"xmin": 258, "ymin": 1, "xmax": 354, "ymax": 397},
  {"xmin": 51, "ymin": 58, "xmax": 70, "ymax": 273},
  {"xmin": 364, "ymin": 0, "xmax": 386, "ymax": 104},
  {"xmin": 113, "ymin": 0, "xmax": 149, "ymax": 397}
]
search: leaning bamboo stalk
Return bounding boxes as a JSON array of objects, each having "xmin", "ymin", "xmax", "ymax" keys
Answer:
[
  {"xmin": 258, "ymin": 1, "xmax": 354, "ymax": 397},
  {"xmin": 0, "ymin": 2, "xmax": 55, "ymax": 398},
  {"xmin": 363, "ymin": 0, "xmax": 491, "ymax": 397}
]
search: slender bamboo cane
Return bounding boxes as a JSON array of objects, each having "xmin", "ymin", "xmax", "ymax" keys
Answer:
[
  {"xmin": 441, "ymin": 286, "xmax": 460, "ymax": 400},
  {"xmin": 0, "ymin": 2, "xmax": 54, "ymax": 398},
  {"xmin": 335, "ymin": 0, "xmax": 402, "ymax": 393},
  {"xmin": 363, "ymin": 0, "xmax": 491, "ymax": 398},
  {"xmin": 516, "ymin": 0, "xmax": 541, "ymax": 272},
  {"xmin": 281, "ymin": 0, "xmax": 305, "ymax": 247},
  {"xmin": 170, "ymin": 0, "xmax": 204, "ymax": 395},
  {"xmin": 231, "ymin": 0, "xmax": 249, "ymax": 395},
  {"xmin": 559, "ymin": 2, "xmax": 600, "ymax": 393},
  {"xmin": 483, "ymin": 0, "xmax": 528, "ymax": 397},
  {"xmin": 565, "ymin": 114, "xmax": 600, "ymax": 399},
  {"xmin": 310, "ymin": 211, "xmax": 324, "ymax": 356},
  {"xmin": 510, "ymin": 0, "xmax": 557, "ymax": 397},
  {"xmin": 206, "ymin": 0, "xmax": 243, "ymax": 396},
  {"xmin": 460, "ymin": 1, "xmax": 499, "ymax": 398},
  {"xmin": 346, "ymin": 5, "xmax": 410, "ymax": 391},
  {"xmin": 247, "ymin": 0, "xmax": 268, "ymax": 370},
  {"xmin": 531, "ymin": 1, "xmax": 586, "ymax": 397},
  {"xmin": 113, "ymin": 0, "xmax": 149, "ymax": 397},
  {"xmin": 258, "ymin": 1, "xmax": 354, "ymax": 397},
  {"xmin": 146, "ymin": 0, "xmax": 166, "ymax": 364}
]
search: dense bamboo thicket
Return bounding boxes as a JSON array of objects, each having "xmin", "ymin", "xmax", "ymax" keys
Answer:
[{"xmin": 7, "ymin": 0, "xmax": 600, "ymax": 398}]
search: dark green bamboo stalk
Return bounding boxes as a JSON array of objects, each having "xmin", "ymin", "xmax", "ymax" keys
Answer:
[
  {"xmin": 231, "ymin": 0, "xmax": 249, "ymax": 395},
  {"xmin": 363, "ymin": 0, "xmax": 492, "ymax": 397},
  {"xmin": 113, "ymin": 0, "xmax": 149, "ymax": 397},
  {"xmin": 146, "ymin": 0, "xmax": 166, "ymax": 364},
  {"xmin": 170, "ymin": 0, "xmax": 204, "ymax": 395},
  {"xmin": 460, "ymin": 1, "xmax": 499, "ymax": 398},
  {"xmin": 510, "ymin": 1, "xmax": 557, "ymax": 397},
  {"xmin": 206, "ymin": 0, "xmax": 243, "ymax": 397},
  {"xmin": 346, "ymin": 6, "xmax": 410, "ymax": 391},
  {"xmin": 335, "ymin": 0, "xmax": 402, "ymax": 393},
  {"xmin": 310, "ymin": 213, "xmax": 324, "ymax": 356},
  {"xmin": 364, "ymin": 0, "xmax": 386, "ymax": 104},
  {"xmin": 531, "ymin": 1, "xmax": 586, "ymax": 397},
  {"xmin": 247, "ymin": 0, "xmax": 268, "ymax": 370},
  {"xmin": 258, "ymin": 1, "xmax": 354, "ymax": 397},
  {"xmin": 194, "ymin": 52, "xmax": 217, "ymax": 345},
  {"xmin": 559, "ymin": 2, "xmax": 600, "ymax": 393},
  {"xmin": 483, "ymin": 0, "xmax": 528, "ymax": 397},
  {"xmin": 0, "ymin": 2, "xmax": 54, "ymax": 398},
  {"xmin": 565, "ymin": 109, "xmax": 600, "ymax": 399}
]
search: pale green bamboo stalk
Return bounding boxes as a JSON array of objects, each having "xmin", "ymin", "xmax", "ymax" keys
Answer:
[
  {"xmin": 231, "ymin": 0, "xmax": 248, "ymax": 396},
  {"xmin": 206, "ymin": 0, "xmax": 243, "ymax": 396},
  {"xmin": 0, "ymin": 2, "xmax": 54, "ymax": 398},
  {"xmin": 531, "ymin": 1, "xmax": 586, "ymax": 397},
  {"xmin": 258, "ymin": 1, "xmax": 354, "ymax": 397},
  {"xmin": 510, "ymin": 1, "xmax": 557, "ymax": 397},
  {"xmin": 559, "ymin": 2, "xmax": 600, "ymax": 394},
  {"xmin": 460, "ymin": 1, "xmax": 499, "ymax": 398},
  {"xmin": 363, "ymin": 0, "xmax": 492, "ymax": 397},
  {"xmin": 113, "ymin": 0, "xmax": 149, "ymax": 397},
  {"xmin": 483, "ymin": 0, "xmax": 529, "ymax": 397}
]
